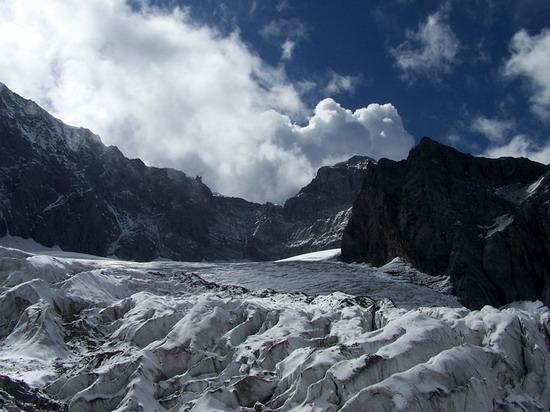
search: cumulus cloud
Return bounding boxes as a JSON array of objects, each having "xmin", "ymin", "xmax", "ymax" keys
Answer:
[
  {"xmin": 282, "ymin": 98, "xmax": 414, "ymax": 165},
  {"xmin": 505, "ymin": 29, "xmax": 550, "ymax": 121},
  {"xmin": 0, "ymin": 0, "xmax": 414, "ymax": 203},
  {"xmin": 485, "ymin": 135, "xmax": 550, "ymax": 164},
  {"xmin": 470, "ymin": 116, "xmax": 515, "ymax": 143},
  {"xmin": 391, "ymin": 6, "xmax": 460, "ymax": 79}
]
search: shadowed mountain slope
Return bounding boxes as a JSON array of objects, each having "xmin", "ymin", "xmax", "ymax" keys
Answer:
[{"xmin": 342, "ymin": 137, "xmax": 550, "ymax": 309}]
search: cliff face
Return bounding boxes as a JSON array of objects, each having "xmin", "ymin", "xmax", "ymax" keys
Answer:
[
  {"xmin": 208, "ymin": 155, "xmax": 375, "ymax": 260},
  {"xmin": 283, "ymin": 155, "xmax": 374, "ymax": 222},
  {"xmin": 342, "ymin": 137, "xmax": 550, "ymax": 308},
  {"xmin": 278, "ymin": 155, "xmax": 375, "ymax": 256},
  {"xmin": 0, "ymin": 83, "xmax": 367, "ymax": 261},
  {"xmin": 0, "ymin": 83, "xmax": 215, "ymax": 261}
]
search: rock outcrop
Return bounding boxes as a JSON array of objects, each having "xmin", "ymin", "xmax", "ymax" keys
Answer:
[
  {"xmin": 242, "ymin": 155, "xmax": 374, "ymax": 260},
  {"xmin": 342, "ymin": 137, "xmax": 550, "ymax": 309}
]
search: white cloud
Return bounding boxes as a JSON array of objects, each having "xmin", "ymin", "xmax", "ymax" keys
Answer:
[
  {"xmin": 505, "ymin": 29, "xmax": 550, "ymax": 121},
  {"xmin": 0, "ymin": 0, "xmax": 414, "ymax": 203},
  {"xmin": 283, "ymin": 98, "xmax": 414, "ymax": 165},
  {"xmin": 281, "ymin": 38, "xmax": 295, "ymax": 60},
  {"xmin": 249, "ymin": 0, "xmax": 257, "ymax": 15},
  {"xmin": 391, "ymin": 6, "xmax": 460, "ymax": 79},
  {"xmin": 445, "ymin": 133, "xmax": 463, "ymax": 145},
  {"xmin": 471, "ymin": 116, "xmax": 515, "ymax": 142},
  {"xmin": 261, "ymin": 18, "xmax": 307, "ymax": 61},
  {"xmin": 275, "ymin": 0, "xmax": 289, "ymax": 13},
  {"xmin": 324, "ymin": 71, "xmax": 362, "ymax": 96},
  {"xmin": 485, "ymin": 135, "xmax": 550, "ymax": 164}
]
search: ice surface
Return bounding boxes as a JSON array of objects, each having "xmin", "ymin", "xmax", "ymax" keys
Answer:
[{"xmin": 0, "ymin": 246, "xmax": 549, "ymax": 411}]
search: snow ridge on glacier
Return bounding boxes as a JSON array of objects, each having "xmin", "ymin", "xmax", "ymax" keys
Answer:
[{"xmin": 0, "ymin": 246, "xmax": 549, "ymax": 411}]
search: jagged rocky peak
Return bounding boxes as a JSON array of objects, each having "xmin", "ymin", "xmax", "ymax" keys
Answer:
[
  {"xmin": 283, "ymin": 155, "xmax": 375, "ymax": 222},
  {"xmin": 0, "ymin": 83, "xmax": 215, "ymax": 261},
  {"xmin": 342, "ymin": 136, "xmax": 550, "ymax": 309},
  {"xmin": 211, "ymin": 154, "xmax": 376, "ymax": 261},
  {"xmin": 0, "ymin": 82, "xmax": 103, "ymax": 152},
  {"xmin": 409, "ymin": 136, "xmax": 546, "ymax": 185},
  {"xmin": 334, "ymin": 154, "xmax": 376, "ymax": 169}
]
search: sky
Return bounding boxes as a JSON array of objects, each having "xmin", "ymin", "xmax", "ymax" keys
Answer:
[{"xmin": 0, "ymin": 0, "xmax": 550, "ymax": 203}]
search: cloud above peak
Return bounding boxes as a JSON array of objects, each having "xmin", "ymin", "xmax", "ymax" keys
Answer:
[
  {"xmin": 288, "ymin": 99, "xmax": 413, "ymax": 165},
  {"xmin": 505, "ymin": 29, "xmax": 550, "ymax": 121},
  {"xmin": 391, "ymin": 6, "xmax": 460, "ymax": 80},
  {"xmin": 471, "ymin": 116, "xmax": 515, "ymax": 143},
  {"xmin": 485, "ymin": 135, "xmax": 550, "ymax": 164},
  {"xmin": 0, "ymin": 0, "xmax": 414, "ymax": 203}
]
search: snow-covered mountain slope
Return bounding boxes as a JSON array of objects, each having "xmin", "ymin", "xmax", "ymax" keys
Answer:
[
  {"xmin": 1, "ymin": 246, "xmax": 548, "ymax": 411},
  {"xmin": 0, "ymin": 83, "xmax": 371, "ymax": 262}
]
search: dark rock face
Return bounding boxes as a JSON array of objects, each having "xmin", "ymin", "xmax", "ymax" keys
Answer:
[
  {"xmin": 0, "ymin": 84, "xmax": 213, "ymax": 261},
  {"xmin": 277, "ymin": 155, "xmax": 375, "ymax": 257},
  {"xmin": 208, "ymin": 156, "xmax": 375, "ymax": 260},
  {"xmin": 0, "ymin": 84, "xmax": 367, "ymax": 261},
  {"xmin": 284, "ymin": 156, "xmax": 374, "ymax": 222},
  {"xmin": 342, "ymin": 137, "xmax": 550, "ymax": 309}
]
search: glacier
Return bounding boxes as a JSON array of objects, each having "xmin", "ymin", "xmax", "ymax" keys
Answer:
[{"xmin": 0, "ymin": 244, "xmax": 549, "ymax": 411}]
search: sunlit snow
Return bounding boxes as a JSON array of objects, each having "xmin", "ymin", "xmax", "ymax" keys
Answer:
[{"xmin": 0, "ymin": 243, "xmax": 549, "ymax": 411}]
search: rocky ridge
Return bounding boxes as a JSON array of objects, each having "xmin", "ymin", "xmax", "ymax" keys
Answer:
[
  {"xmin": 0, "ymin": 83, "xmax": 371, "ymax": 262},
  {"xmin": 342, "ymin": 137, "xmax": 550, "ymax": 309}
]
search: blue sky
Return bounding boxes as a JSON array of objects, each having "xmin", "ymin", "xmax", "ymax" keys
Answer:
[
  {"xmin": 166, "ymin": 0, "xmax": 550, "ymax": 154},
  {"xmin": 1, "ymin": 0, "xmax": 550, "ymax": 202}
]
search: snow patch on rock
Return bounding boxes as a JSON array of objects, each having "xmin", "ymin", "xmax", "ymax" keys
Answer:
[
  {"xmin": 276, "ymin": 248, "xmax": 341, "ymax": 262},
  {"xmin": 484, "ymin": 214, "xmax": 514, "ymax": 238}
]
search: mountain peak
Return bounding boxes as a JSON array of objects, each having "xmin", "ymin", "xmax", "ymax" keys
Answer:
[
  {"xmin": 334, "ymin": 155, "xmax": 376, "ymax": 169},
  {"xmin": 415, "ymin": 136, "xmax": 461, "ymax": 154},
  {"xmin": 343, "ymin": 133, "xmax": 550, "ymax": 309},
  {"xmin": 418, "ymin": 136, "xmax": 440, "ymax": 146},
  {"xmin": 405, "ymin": 136, "xmax": 470, "ymax": 168},
  {"xmin": 0, "ymin": 82, "xmax": 103, "ymax": 152}
]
